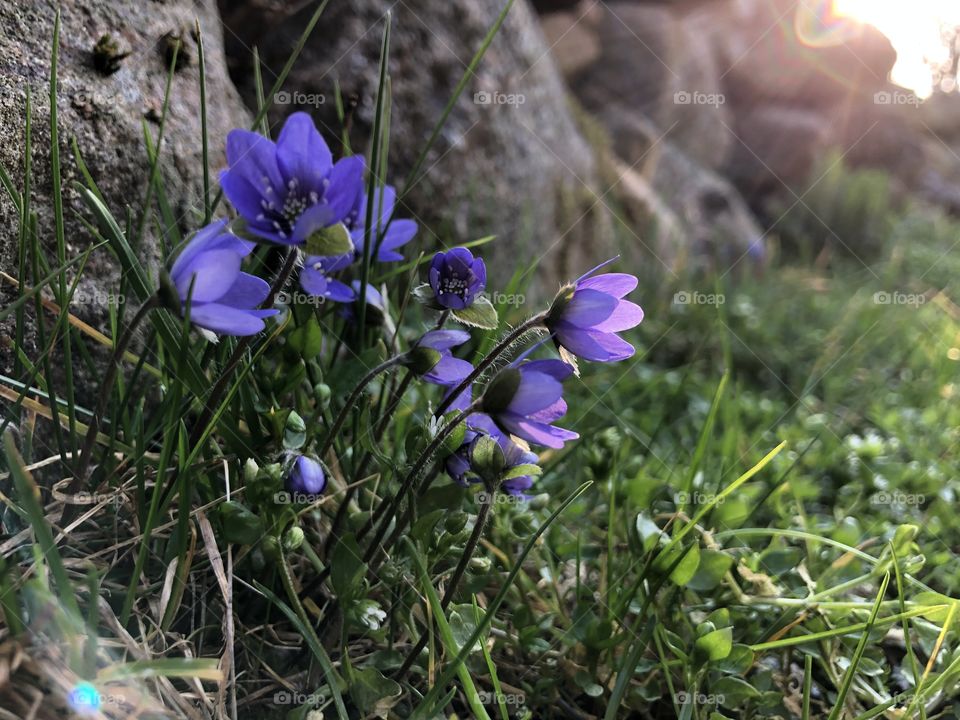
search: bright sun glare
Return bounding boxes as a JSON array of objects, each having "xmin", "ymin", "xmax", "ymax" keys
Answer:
[{"xmin": 833, "ymin": 0, "xmax": 960, "ymax": 97}]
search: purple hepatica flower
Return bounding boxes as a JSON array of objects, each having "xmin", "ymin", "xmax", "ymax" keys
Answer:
[
  {"xmin": 498, "ymin": 437, "xmax": 540, "ymax": 498},
  {"xmin": 299, "ymin": 251, "xmax": 355, "ymax": 302},
  {"xmin": 169, "ymin": 220, "xmax": 278, "ymax": 336},
  {"xmin": 480, "ymin": 359, "xmax": 579, "ymax": 449},
  {"xmin": 429, "ymin": 248, "xmax": 486, "ymax": 310},
  {"xmin": 445, "ymin": 426, "xmax": 478, "ymax": 487},
  {"xmin": 286, "ymin": 455, "xmax": 326, "ymax": 495},
  {"xmin": 546, "ymin": 270, "xmax": 643, "ymax": 363},
  {"xmin": 220, "ymin": 112, "xmax": 364, "ymax": 245},
  {"xmin": 444, "ymin": 413, "xmax": 541, "ymax": 498},
  {"xmin": 413, "ymin": 329, "xmax": 473, "ymax": 387},
  {"xmin": 349, "ymin": 185, "xmax": 418, "ymax": 262}
]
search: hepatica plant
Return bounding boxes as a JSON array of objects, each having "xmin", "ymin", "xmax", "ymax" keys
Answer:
[{"xmin": 75, "ymin": 108, "xmax": 645, "ymax": 701}]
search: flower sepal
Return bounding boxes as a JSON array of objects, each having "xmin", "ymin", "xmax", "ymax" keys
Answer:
[
  {"xmin": 304, "ymin": 222, "xmax": 354, "ymax": 257},
  {"xmin": 546, "ymin": 284, "xmax": 576, "ymax": 324},
  {"xmin": 439, "ymin": 414, "xmax": 468, "ymax": 455},
  {"xmin": 157, "ymin": 268, "xmax": 182, "ymax": 313},
  {"xmin": 480, "ymin": 368, "xmax": 522, "ymax": 414},
  {"xmin": 469, "ymin": 434, "xmax": 505, "ymax": 484},
  {"xmin": 412, "ymin": 283, "xmax": 444, "ymax": 310},
  {"xmin": 451, "ymin": 294, "xmax": 499, "ymax": 330},
  {"xmin": 502, "ymin": 463, "xmax": 542, "ymax": 481},
  {"xmin": 403, "ymin": 346, "xmax": 443, "ymax": 376}
]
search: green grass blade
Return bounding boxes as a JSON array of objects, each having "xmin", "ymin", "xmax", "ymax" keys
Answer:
[
  {"xmin": 826, "ymin": 573, "xmax": 890, "ymax": 720},
  {"xmin": 49, "ymin": 12, "xmax": 78, "ymax": 451},
  {"xmin": 195, "ymin": 19, "xmax": 212, "ymax": 224},
  {"xmin": 399, "ymin": 0, "xmax": 516, "ymax": 198},
  {"xmin": 3, "ymin": 430, "xmax": 80, "ymax": 618},
  {"xmin": 357, "ymin": 13, "xmax": 391, "ymax": 335},
  {"xmin": 254, "ymin": 571, "xmax": 349, "ymax": 719},
  {"xmin": 412, "ymin": 480, "xmax": 592, "ymax": 719},
  {"xmin": 680, "ymin": 371, "xmax": 727, "ymax": 512},
  {"xmin": 407, "ymin": 537, "xmax": 492, "ymax": 720}
]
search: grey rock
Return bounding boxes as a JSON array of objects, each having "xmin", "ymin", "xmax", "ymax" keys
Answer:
[
  {"xmin": 0, "ymin": 0, "xmax": 250, "ymax": 401},
  {"xmin": 219, "ymin": 0, "xmax": 614, "ymax": 293}
]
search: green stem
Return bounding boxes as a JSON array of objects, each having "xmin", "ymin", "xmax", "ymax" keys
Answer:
[
  {"xmin": 73, "ymin": 294, "xmax": 159, "ymax": 485},
  {"xmin": 433, "ymin": 313, "xmax": 545, "ymax": 417},
  {"xmin": 395, "ymin": 485, "xmax": 496, "ymax": 678},
  {"xmin": 318, "ymin": 355, "xmax": 403, "ymax": 459},
  {"xmin": 362, "ymin": 400, "xmax": 481, "ymax": 564}
]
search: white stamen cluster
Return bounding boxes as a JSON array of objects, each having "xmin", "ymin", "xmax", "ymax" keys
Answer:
[{"xmin": 439, "ymin": 274, "xmax": 470, "ymax": 297}]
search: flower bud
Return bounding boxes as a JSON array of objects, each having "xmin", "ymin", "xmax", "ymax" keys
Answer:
[
  {"xmin": 469, "ymin": 556, "xmax": 492, "ymax": 572},
  {"xmin": 404, "ymin": 346, "xmax": 443, "ymax": 376},
  {"xmin": 314, "ymin": 383, "xmax": 332, "ymax": 409},
  {"xmin": 480, "ymin": 368, "xmax": 521, "ymax": 414},
  {"xmin": 470, "ymin": 434, "xmax": 505, "ymax": 484},
  {"xmin": 285, "ymin": 455, "xmax": 326, "ymax": 496},
  {"xmin": 283, "ymin": 526, "xmax": 305, "ymax": 551}
]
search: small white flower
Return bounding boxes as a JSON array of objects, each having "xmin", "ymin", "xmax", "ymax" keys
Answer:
[{"xmin": 358, "ymin": 601, "xmax": 387, "ymax": 631}]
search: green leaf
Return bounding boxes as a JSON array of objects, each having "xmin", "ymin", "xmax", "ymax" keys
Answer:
[
  {"xmin": 635, "ymin": 513, "xmax": 665, "ymax": 552},
  {"xmin": 287, "ymin": 316, "xmax": 323, "ymax": 357},
  {"xmin": 687, "ymin": 550, "xmax": 734, "ymax": 591},
  {"xmin": 912, "ymin": 591, "xmax": 957, "ymax": 623},
  {"xmin": 452, "ymin": 295, "xmax": 498, "ymax": 330},
  {"xmin": 695, "ymin": 626, "xmax": 733, "ymax": 663},
  {"xmin": 419, "ymin": 482, "xmax": 467, "ymax": 513},
  {"xmin": 412, "ymin": 283, "xmax": 438, "ymax": 306},
  {"xmin": 330, "ymin": 533, "xmax": 367, "ymax": 601},
  {"xmin": 716, "ymin": 644, "xmax": 755, "ymax": 675},
  {"xmin": 219, "ymin": 501, "xmax": 263, "ymax": 546},
  {"xmin": 502, "ymin": 463, "xmax": 542, "ymax": 481},
  {"xmin": 411, "ymin": 509, "xmax": 446, "ymax": 544},
  {"xmin": 449, "ymin": 605, "xmax": 483, "ymax": 653},
  {"xmin": 304, "ymin": 222, "xmax": 353, "ymax": 257},
  {"xmin": 713, "ymin": 676, "xmax": 761, "ymax": 709},
  {"xmin": 348, "ymin": 666, "xmax": 402, "ymax": 716},
  {"xmin": 654, "ymin": 542, "xmax": 700, "ymax": 587}
]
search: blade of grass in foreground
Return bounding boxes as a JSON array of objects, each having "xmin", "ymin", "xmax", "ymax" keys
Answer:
[
  {"xmin": 748, "ymin": 605, "xmax": 938, "ymax": 651},
  {"xmin": 891, "ymin": 542, "xmax": 926, "ymax": 720},
  {"xmin": 358, "ymin": 13, "xmax": 391, "ymax": 335},
  {"xmin": 195, "ymin": 19, "xmax": 212, "ymax": 224},
  {"xmin": 411, "ymin": 481, "xmax": 592, "ymax": 720},
  {"xmin": 826, "ymin": 573, "xmax": 890, "ymax": 720},
  {"xmin": 680, "ymin": 371, "xmax": 727, "ymax": 514},
  {"xmin": 252, "ymin": 559, "xmax": 349, "ymax": 720},
  {"xmin": 407, "ymin": 537, "xmax": 492, "ymax": 720},
  {"xmin": 3, "ymin": 430, "xmax": 80, "ymax": 619},
  {"xmin": 49, "ymin": 12, "xmax": 78, "ymax": 453},
  {"xmin": 666, "ymin": 440, "xmax": 786, "ymax": 553}
]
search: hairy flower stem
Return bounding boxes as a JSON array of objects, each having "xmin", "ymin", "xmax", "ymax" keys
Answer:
[
  {"xmin": 73, "ymin": 294, "xmax": 159, "ymax": 486},
  {"xmin": 433, "ymin": 312, "xmax": 546, "ymax": 417},
  {"xmin": 318, "ymin": 355, "xmax": 403, "ymax": 460},
  {"xmin": 325, "ymin": 369, "xmax": 415, "ymax": 553},
  {"xmin": 362, "ymin": 400, "xmax": 481, "ymax": 564},
  {"xmin": 395, "ymin": 484, "xmax": 496, "ymax": 679}
]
